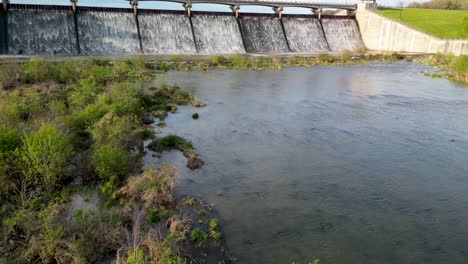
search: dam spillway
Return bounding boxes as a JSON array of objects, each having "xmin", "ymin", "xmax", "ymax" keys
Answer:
[
  {"xmin": 139, "ymin": 12, "xmax": 196, "ymax": 54},
  {"xmin": 192, "ymin": 14, "xmax": 245, "ymax": 54},
  {"xmin": 7, "ymin": 8, "xmax": 77, "ymax": 55},
  {"xmin": 282, "ymin": 16, "xmax": 329, "ymax": 53},
  {"xmin": 322, "ymin": 18, "xmax": 363, "ymax": 52},
  {"xmin": 0, "ymin": 4, "xmax": 364, "ymax": 55},
  {"xmin": 77, "ymin": 10, "xmax": 141, "ymax": 54},
  {"xmin": 239, "ymin": 15, "xmax": 289, "ymax": 53}
]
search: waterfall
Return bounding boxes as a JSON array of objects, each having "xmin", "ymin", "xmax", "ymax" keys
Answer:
[
  {"xmin": 282, "ymin": 17, "xmax": 329, "ymax": 53},
  {"xmin": 239, "ymin": 16, "xmax": 289, "ymax": 53},
  {"xmin": 7, "ymin": 9, "xmax": 77, "ymax": 55},
  {"xmin": 321, "ymin": 19, "xmax": 363, "ymax": 52},
  {"xmin": 192, "ymin": 14, "xmax": 245, "ymax": 54},
  {"xmin": 138, "ymin": 13, "xmax": 196, "ymax": 54},
  {"xmin": 77, "ymin": 11, "xmax": 140, "ymax": 55}
]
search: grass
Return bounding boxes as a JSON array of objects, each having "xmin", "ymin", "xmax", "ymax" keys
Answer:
[{"xmin": 379, "ymin": 8, "xmax": 468, "ymax": 38}]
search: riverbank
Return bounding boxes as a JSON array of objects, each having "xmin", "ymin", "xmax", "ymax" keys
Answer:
[
  {"xmin": 0, "ymin": 58, "xmax": 227, "ymax": 263},
  {"xmin": 422, "ymin": 54, "xmax": 468, "ymax": 84}
]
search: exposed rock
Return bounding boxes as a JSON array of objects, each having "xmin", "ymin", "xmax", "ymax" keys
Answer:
[
  {"xmin": 192, "ymin": 113, "xmax": 199, "ymax": 119},
  {"xmin": 184, "ymin": 149, "xmax": 204, "ymax": 170},
  {"xmin": 187, "ymin": 156, "xmax": 204, "ymax": 170}
]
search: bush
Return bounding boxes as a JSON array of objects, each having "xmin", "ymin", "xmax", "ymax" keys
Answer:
[
  {"xmin": 23, "ymin": 57, "xmax": 50, "ymax": 83},
  {"xmin": 105, "ymin": 82, "xmax": 144, "ymax": 116},
  {"xmin": 92, "ymin": 144, "xmax": 128, "ymax": 181},
  {"xmin": 90, "ymin": 112, "xmax": 141, "ymax": 149},
  {"xmin": 0, "ymin": 126, "xmax": 20, "ymax": 160},
  {"xmin": 69, "ymin": 79, "xmax": 100, "ymax": 110},
  {"xmin": 82, "ymin": 64, "xmax": 115, "ymax": 85},
  {"xmin": 190, "ymin": 228, "xmax": 207, "ymax": 247},
  {"xmin": 318, "ymin": 53, "xmax": 334, "ymax": 63},
  {"xmin": 210, "ymin": 55, "xmax": 227, "ymax": 65},
  {"xmin": 0, "ymin": 61, "xmax": 21, "ymax": 89},
  {"xmin": 49, "ymin": 59, "xmax": 80, "ymax": 84},
  {"xmin": 21, "ymin": 123, "xmax": 73, "ymax": 191},
  {"xmin": 0, "ymin": 126, "xmax": 20, "ymax": 198},
  {"xmin": 147, "ymin": 135, "xmax": 193, "ymax": 153},
  {"xmin": 230, "ymin": 54, "xmax": 249, "ymax": 69},
  {"xmin": 119, "ymin": 164, "xmax": 175, "ymax": 208}
]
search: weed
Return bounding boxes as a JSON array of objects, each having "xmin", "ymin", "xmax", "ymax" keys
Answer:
[{"xmin": 190, "ymin": 228, "xmax": 207, "ymax": 247}]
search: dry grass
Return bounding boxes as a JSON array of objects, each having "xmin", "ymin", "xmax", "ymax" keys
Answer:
[{"xmin": 119, "ymin": 164, "xmax": 176, "ymax": 208}]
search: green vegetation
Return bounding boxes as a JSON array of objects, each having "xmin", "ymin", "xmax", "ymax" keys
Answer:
[
  {"xmin": 0, "ymin": 57, "xmax": 210, "ymax": 263},
  {"xmin": 408, "ymin": 0, "xmax": 467, "ymax": 10},
  {"xmin": 424, "ymin": 54, "xmax": 468, "ymax": 83},
  {"xmin": 379, "ymin": 8, "xmax": 468, "ymax": 38},
  {"xmin": 190, "ymin": 228, "xmax": 208, "ymax": 247},
  {"xmin": 147, "ymin": 134, "xmax": 193, "ymax": 153},
  {"xmin": 209, "ymin": 218, "xmax": 222, "ymax": 241}
]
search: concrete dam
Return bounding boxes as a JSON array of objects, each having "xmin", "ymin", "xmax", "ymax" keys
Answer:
[{"xmin": 0, "ymin": 4, "xmax": 363, "ymax": 55}]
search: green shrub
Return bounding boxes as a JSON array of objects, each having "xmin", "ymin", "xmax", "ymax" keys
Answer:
[
  {"xmin": 0, "ymin": 127, "xmax": 20, "ymax": 198},
  {"xmin": 0, "ymin": 90, "xmax": 43, "ymax": 125},
  {"xmin": 0, "ymin": 61, "xmax": 21, "ymax": 89},
  {"xmin": 153, "ymin": 83, "xmax": 193, "ymax": 105},
  {"xmin": 190, "ymin": 228, "xmax": 207, "ymax": 247},
  {"xmin": 90, "ymin": 112, "xmax": 141, "ymax": 149},
  {"xmin": 0, "ymin": 126, "xmax": 20, "ymax": 160},
  {"xmin": 318, "ymin": 53, "xmax": 334, "ymax": 63},
  {"xmin": 82, "ymin": 64, "xmax": 115, "ymax": 85},
  {"xmin": 69, "ymin": 79, "xmax": 100, "ymax": 110},
  {"xmin": 451, "ymin": 55, "xmax": 468, "ymax": 73},
  {"xmin": 21, "ymin": 123, "xmax": 73, "ymax": 191},
  {"xmin": 147, "ymin": 135, "xmax": 193, "ymax": 153},
  {"xmin": 210, "ymin": 55, "xmax": 227, "ymax": 65},
  {"xmin": 48, "ymin": 100, "xmax": 68, "ymax": 117},
  {"xmin": 170, "ymin": 55, "xmax": 182, "ymax": 64},
  {"xmin": 23, "ymin": 57, "xmax": 49, "ymax": 83},
  {"xmin": 230, "ymin": 54, "xmax": 249, "ymax": 69},
  {"xmin": 105, "ymin": 82, "xmax": 143, "ymax": 116},
  {"xmin": 92, "ymin": 144, "xmax": 128, "ymax": 181},
  {"xmin": 209, "ymin": 218, "xmax": 221, "ymax": 241},
  {"xmin": 49, "ymin": 59, "xmax": 80, "ymax": 84},
  {"xmin": 147, "ymin": 208, "xmax": 161, "ymax": 223}
]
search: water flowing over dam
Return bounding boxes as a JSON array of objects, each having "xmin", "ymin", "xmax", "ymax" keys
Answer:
[
  {"xmin": 192, "ymin": 14, "xmax": 245, "ymax": 54},
  {"xmin": 283, "ymin": 17, "xmax": 329, "ymax": 53},
  {"xmin": 77, "ymin": 10, "xmax": 140, "ymax": 54},
  {"xmin": 239, "ymin": 16, "xmax": 289, "ymax": 53},
  {"xmin": 7, "ymin": 9, "xmax": 77, "ymax": 55},
  {"xmin": 139, "ymin": 12, "xmax": 196, "ymax": 54},
  {"xmin": 1, "ymin": 4, "xmax": 364, "ymax": 55},
  {"xmin": 322, "ymin": 18, "xmax": 363, "ymax": 51}
]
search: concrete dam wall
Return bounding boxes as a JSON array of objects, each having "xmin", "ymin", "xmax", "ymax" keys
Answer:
[
  {"xmin": 0, "ymin": 4, "xmax": 364, "ymax": 56},
  {"xmin": 356, "ymin": 3, "xmax": 468, "ymax": 56}
]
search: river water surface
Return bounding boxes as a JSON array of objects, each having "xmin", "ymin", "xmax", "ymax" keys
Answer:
[{"xmin": 144, "ymin": 62, "xmax": 468, "ymax": 264}]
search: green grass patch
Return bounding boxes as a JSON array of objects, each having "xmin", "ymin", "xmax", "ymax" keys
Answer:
[{"xmin": 379, "ymin": 8, "xmax": 468, "ymax": 38}]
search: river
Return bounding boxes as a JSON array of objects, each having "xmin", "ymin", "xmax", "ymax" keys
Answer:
[{"xmin": 143, "ymin": 62, "xmax": 468, "ymax": 264}]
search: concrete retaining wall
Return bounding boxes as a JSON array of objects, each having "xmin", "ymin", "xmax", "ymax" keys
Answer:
[{"xmin": 356, "ymin": 4, "xmax": 468, "ymax": 55}]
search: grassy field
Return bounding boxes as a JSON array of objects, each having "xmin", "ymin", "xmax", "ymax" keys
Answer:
[{"xmin": 379, "ymin": 8, "xmax": 468, "ymax": 39}]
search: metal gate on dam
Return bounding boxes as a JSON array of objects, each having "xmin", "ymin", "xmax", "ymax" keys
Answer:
[{"xmin": 0, "ymin": 2, "xmax": 364, "ymax": 55}]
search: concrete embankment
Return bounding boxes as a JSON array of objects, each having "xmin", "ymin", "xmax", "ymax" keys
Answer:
[{"xmin": 356, "ymin": 3, "xmax": 468, "ymax": 55}]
